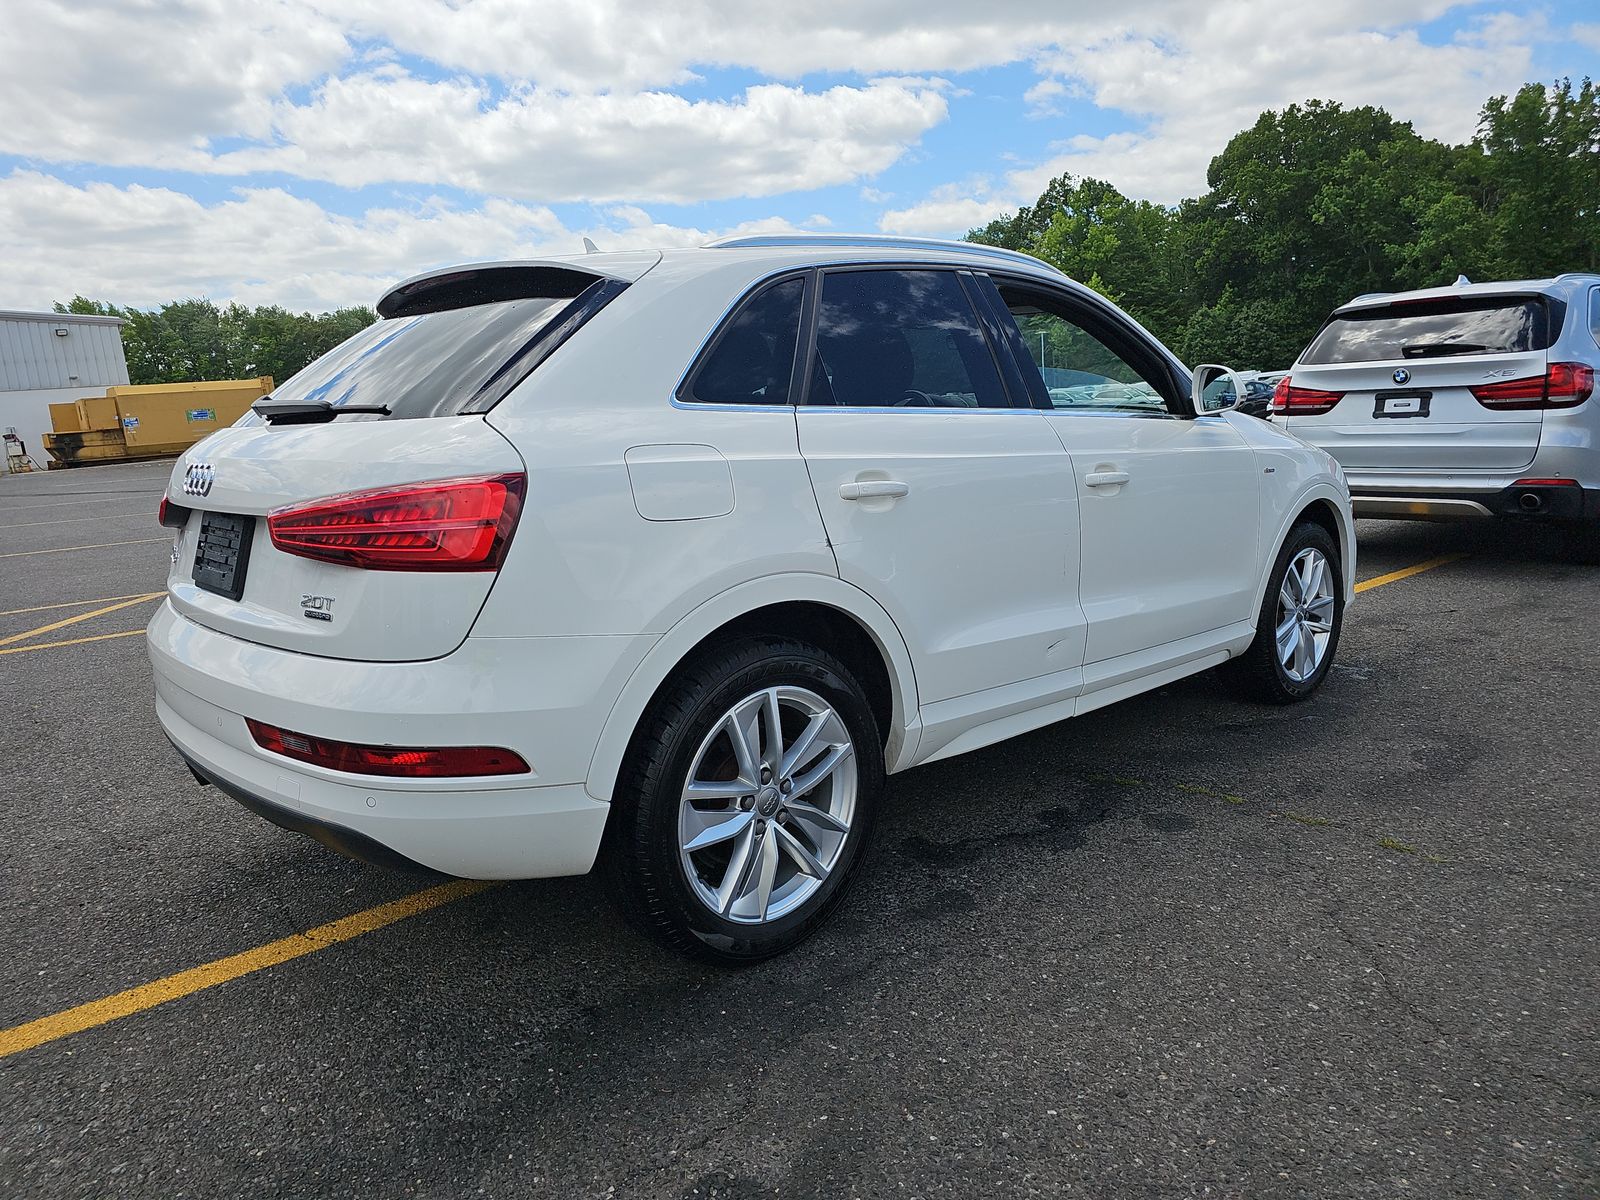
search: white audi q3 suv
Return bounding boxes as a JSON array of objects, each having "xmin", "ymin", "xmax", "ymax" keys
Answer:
[{"xmin": 149, "ymin": 234, "xmax": 1355, "ymax": 962}]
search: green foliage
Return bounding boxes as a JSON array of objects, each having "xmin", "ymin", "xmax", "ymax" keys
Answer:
[
  {"xmin": 971, "ymin": 79, "xmax": 1599, "ymax": 369},
  {"xmin": 52, "ymin": 296, "xmax": 377, "ymax": 386}
]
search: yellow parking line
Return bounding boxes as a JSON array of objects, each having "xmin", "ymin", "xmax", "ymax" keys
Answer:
[
  {"xmin": 0, "ymin": 592, "xmax": 166, "ymax": 618},
  {"xmin": 0, "ymin": 629, "xmax": 148, "ymax": 656},
  {"xmin": 1355, "ymin": 553, "xmax": 1468, "ymax": 593},
  {"xmin": 0, "ymin": 881, "xmax": 498, "ymax": 1060},
  {"xmin": 0, "ymin": 512, "xmax": 150, "ymax": 529},
  {"xmin": 0, "ymin": 550, "xmax": 1473, "ymax": 1060},
  {"xmin": 0, "ymin": 537, "xmax": 168, "ymax": 558},
  {"xmin": 0, "ymin": 592, "xmax": 161, "ymax": 647}
]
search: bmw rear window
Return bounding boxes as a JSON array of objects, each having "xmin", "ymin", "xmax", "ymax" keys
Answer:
[{"xmin": 1302, "ymin": 296, "xmax": 1559, "ymax": 364}]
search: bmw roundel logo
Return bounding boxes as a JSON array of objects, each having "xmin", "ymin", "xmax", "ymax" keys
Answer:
[
  {"xmin": 1393, "ymin": 367, "xmax": 1411, "ymax": 385},
  {"xmin": 182, "ymin": 461, "xmax": 215, "ymax": 497}
]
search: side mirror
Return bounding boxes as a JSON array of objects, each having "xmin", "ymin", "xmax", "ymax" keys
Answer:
[{"xmin": 1191, "ymin": 364, "xmax": 1247, "ymax": 415}]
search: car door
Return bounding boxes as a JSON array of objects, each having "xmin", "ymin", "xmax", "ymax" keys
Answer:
[
  {"xmin": 795, "ymin": 266, "xmax": 1086, "ymax": 706},
  {"xmin": 977, "ymin": 274, "xmax": 1261, "ymax": 668}
]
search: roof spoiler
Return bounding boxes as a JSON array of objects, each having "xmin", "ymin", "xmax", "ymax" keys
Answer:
[{"xmin": 377, "ymin": 253, "xmax": 661, "ymax": 319}]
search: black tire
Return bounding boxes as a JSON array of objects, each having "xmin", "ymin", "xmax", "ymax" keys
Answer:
[
  {"xmin": 1228, "ymin": 521, "xmax": 1344, "ymax": 703},
  {"xmin": 603, "ymin": 637, "xmax": 885, "ymax": 965}
]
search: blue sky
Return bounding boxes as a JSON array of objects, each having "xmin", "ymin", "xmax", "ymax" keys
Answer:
[{"xmin": 1, "ymin": 1, "xmax": 1595, "ymax": 313}]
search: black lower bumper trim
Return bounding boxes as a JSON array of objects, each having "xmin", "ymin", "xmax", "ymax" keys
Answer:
[{"xmin": 176, "ymin": 749, "xmax": 449, "ymax": 877}]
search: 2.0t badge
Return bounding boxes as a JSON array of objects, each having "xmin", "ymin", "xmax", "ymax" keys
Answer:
[{"xmin": 301, "ymin": 594, "xmax": 335, "ymax": 622}]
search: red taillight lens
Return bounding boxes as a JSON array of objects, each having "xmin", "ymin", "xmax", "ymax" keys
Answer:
[
  {"xmin": 1471, "ymin": 362, "xmax": 1594, "ymax": 410},
  {"xmin": 246, "ymin": 719, "xmax": 530, "ymax": 778},
  {"xmin": 158, "ymin": 496, "xmax": 190, "ymax": 528},
  {"xmin": 1270, "ymin": 376, "xmax": 1344, "ymax": 416},
  {"xmin": 267, "ymin": 473, "xmax": 525, "ymax": 571}
]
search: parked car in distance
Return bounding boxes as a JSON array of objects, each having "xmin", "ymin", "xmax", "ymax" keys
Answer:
[
  {"xmin": 1202, "ymin": 369, "xmax": 1286, "ymax": 419},
  {"xmin": 148, "ymin": 234, "xmax": 1355, "ymax": 963},
  {"xmin": 1271, "ymin": 274, "xmax": 1600, "ymax": 553}
]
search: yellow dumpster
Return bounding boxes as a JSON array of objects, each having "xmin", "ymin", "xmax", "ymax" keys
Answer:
[{"xmin": 43, "ymin": 377, "xmax": 273, "ymax": 468}]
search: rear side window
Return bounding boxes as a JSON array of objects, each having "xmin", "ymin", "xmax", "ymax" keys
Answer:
[
  {"xmin": 1589, "ymin": 288, "xmax": 1600, "ymax": 350},
  {"xmin": 1302, "ymin": 296, "xmax": 1556, "ymax": 364},
  {"xmin": 807, "ymin": 269, "xmax": 1010, "ymax": 408},
  {"xmin": 264, "ymin": 288, "xmax": 609, "ymax": 421},
  {"xmin": 684, "ymin": 277, "xmax": 804, "ymax": 405}
]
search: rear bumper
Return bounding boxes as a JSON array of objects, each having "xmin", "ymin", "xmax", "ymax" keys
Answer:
[
  {"xmin": 147, "ymin": 601, "xmax": 655, "ymax": 878},
  {"xmin": 1347, "ymin": 477, "xmax": 1600, "ymax": 524}
]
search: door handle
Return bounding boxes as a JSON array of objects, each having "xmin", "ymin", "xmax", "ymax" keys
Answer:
[
  {"xmin": 839, "ymin": 480, "xmax": 910, "ymax": 501},
  {"xmin": 1084, "ymin": 470, "xmax": 1130, "ymax": 488}
]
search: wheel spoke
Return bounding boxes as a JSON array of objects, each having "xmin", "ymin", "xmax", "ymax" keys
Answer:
[
  {"xmin": 684, "ymin": 779, "xmax": 753, "ymax": 802},
  {"xmin": 788, "ymin": 742, "xmax": 852, "ymax": 801},
  {"xmin": 1294, "ymin": 625, "xmax": 1316, "ymax": 677},
  {"xmin": 1277, "ymin": 618, "xmax": 1301, "ymax": 665},
  {"xmin": 1275, "ymin": 611, "xmax": 1299, "ymax": 644},
  {"xmin": 760, "ymin": 688, "xmax": 784, "ymax": 774},
  {"xmin": 775, "ymin": 823, "xmax": 827, "ymax": 879},
  {"xmin": 727, "ymin": 826, "xmax": 781, "ymax": 921},
  {"xmin": 781, "ymin": 710, "xmax": 832, "ymax": 778},
  {"xmin": 1304, "ymin": 594, "xmax": 1335, "ymax": 619},
  {"xmin": 681, "ymin": 806, "xmax": 753, "ymax": 853},
  {"xmin": 715, "ymin": 824, "xmax": 759, "ymax": 915},
  {"xmin": 1303, "ymin": 618, "xmax": 1333, "ymax": 636},
  {"xmin": 1304, "ymin": 553, "xmax": 1327, "ymax": 601},
  {"xmin": 1279, "ymin": 582, "xmax": 1297, "ymax": 612},
  {"xmin": 784, "ymin": 798, "xmax": 849, "ymax": 837},
  {"xmin": 724, "ymin": 703, "xmax": 762, "ymax": 785}
]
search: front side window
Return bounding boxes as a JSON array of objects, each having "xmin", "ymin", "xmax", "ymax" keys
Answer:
[
  {"xmin": 994, "ymin": 284, "xmax": 1168, "ymax": 413},
  {"xmin": 807, "ymin": 270, "xmax": 1010, "ymax": 409},
  {"xmin": 687, "ymin": 276, "xmax": 805, "ymax": 405}
]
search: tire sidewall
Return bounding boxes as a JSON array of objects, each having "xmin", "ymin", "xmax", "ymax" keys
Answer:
[{"xmin": 636, "ymin": 642, "xmax": 884, "ymax": 961}]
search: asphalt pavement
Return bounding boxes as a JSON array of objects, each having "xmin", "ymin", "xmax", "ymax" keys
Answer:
[{"xmin": 1, "ymin": 459, "xmax": 1595, "ymax": 1198}]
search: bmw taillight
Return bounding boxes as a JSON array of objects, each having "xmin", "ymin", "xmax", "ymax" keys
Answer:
[
  {"xmin": 1270, "ymin": 376, "xmax": 1344, "ymax": 416},
  {"xmin": 246, "ymin": 719, "xmax": 530, "ymax": 778},
  {"xmin": 1470, "ymin": 362, "xmax": 1594, "ymax": 411},
  {"xmin": 267, "ymin": 473, "xmax": 525, "ymax": 571}
]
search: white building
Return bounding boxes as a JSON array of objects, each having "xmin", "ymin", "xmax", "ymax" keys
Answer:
[{"xmin": 1, "ymin": 309, "xmax": 130, "ymax": 467}]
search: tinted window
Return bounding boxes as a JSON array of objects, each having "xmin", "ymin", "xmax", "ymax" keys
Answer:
[
  {"xmin": 995, "ymin": 284, "xmax": 1167, "ymax": 413},
  {"xmin": 807, "ymin": 270, "xmax": 1010, "ymax": 408},
  {"xmin": 262, "ymin": 296, "xmax": 578, "ymax": 421},
  {"xmin": 688, "ymin": 277, "xmax": 804, "ymax": 405},
  {"xmin": 1302, "ymin": 296, "xmax": 1554, "ymax": 364},
  {"xmin": 1590, "ymin": 288, "xmax": 1600, "ymax": 349}
]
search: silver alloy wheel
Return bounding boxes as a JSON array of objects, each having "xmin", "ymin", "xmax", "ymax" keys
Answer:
[
  {"xmin": 678, "ymin": 685, "xmax": 857, "ymax": 925},
  {"xmin": 1276, "ymin": 546, "xmax": 1336, "ymax": 683}
]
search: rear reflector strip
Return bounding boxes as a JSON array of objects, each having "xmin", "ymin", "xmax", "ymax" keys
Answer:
[
  {"xmin": 246, "ymin": 719, "xmax": 530, "ymax": 778},
  {"xmin": 267, "ymin": 473, "xmax": 525, "ymax": 571},
  {"xmin": 1512, "ymin": 478, "xmax": 1579, "ymax": 487},
  {"xmin": 158, "ymin": 497, "xmax": 190, "ymax": 528}
]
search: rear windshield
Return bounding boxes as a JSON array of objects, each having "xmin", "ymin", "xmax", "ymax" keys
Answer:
[
  {"xmin": 1302, "ymin": 296, "xmax": 1556, "ymax": 364},
  {"xmin": 261, "ymin": 296, "xmax": 578, "ymax": 421}
]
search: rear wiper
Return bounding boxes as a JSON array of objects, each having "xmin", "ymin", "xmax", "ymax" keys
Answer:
[
  {"xmin": 1400, "ymin": 341, "xmax": 1488, "ymax": 359},
  {"xmin": 252, "ymin": 398, "xmax": 392, "ymax": 425}
]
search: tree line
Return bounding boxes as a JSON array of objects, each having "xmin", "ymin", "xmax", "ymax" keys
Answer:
[
  {"xmin": 53, "ymin": 296, "xmax": 376, "ymax": 387},
  {"xmin": 971, "ymin": 79, "xmax": 1599, "ymax": 369}
]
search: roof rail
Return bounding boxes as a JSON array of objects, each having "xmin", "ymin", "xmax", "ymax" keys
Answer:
[
  {"xmin": 1554, "ymin": 271, "xmax": 1600, "ymax": 283},
  {"xmin": 703, "ymin": 233, "xmax": 1063, "ymax": 275}
]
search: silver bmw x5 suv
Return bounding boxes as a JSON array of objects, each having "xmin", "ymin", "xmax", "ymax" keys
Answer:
[{"xmin": 1273, "ymin": 274, "xmax": 1599, "ymax": 551}]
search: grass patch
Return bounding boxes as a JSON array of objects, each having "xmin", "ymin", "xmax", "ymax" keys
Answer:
[
  {"xmin": 1174, "ymin": 782, "xmax": 1214, "ymax": 795},
  {"xmin": 1282, "ymin": 812, "xmax": 1333, "ymax": 826},
  {"xmin": 1377, "ymin": 835, "xmax": 1419, "ymax": 854},
  {"xmin": 1222, "ymin": 794, "xmax": 1247, "ymax": 805}
]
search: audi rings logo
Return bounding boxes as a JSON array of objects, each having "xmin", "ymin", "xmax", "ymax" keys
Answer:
[
  {"xmin": 182, "ymin": 462, "xmax": 215, "ymax": 497},
  {"xmin": 1392, "ymin": 367, "xmax": 1411, "ymax": 385}
]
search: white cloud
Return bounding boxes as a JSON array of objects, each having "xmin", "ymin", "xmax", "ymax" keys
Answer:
[
  {"xmin": 1573, "ymin": 24, "xmax": 1600, "ymax": 54},
  {"xmin": 210, "ymin": 73, "xmax": 949, "ymax": 203},
  {"xmin": 0, "ymin": 171, "xmax": 804, "ymax": 313},
  {"xmin": 882, "ymin": 1, "xmax": 1540, "ymax": 234}
]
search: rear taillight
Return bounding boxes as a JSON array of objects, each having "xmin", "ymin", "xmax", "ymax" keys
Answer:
[
  {"xmin": 1271, "ymin": 376, "xmax": 1344, "ymax": 416},
  {"xmin": 246, "ymin": 719, "xmax": 530, "ymax": 778},
  {"xmin": 1471, "ymin": 362, "xmax": 1594, "ymax": 410},
  {"xmin": 267, "ymin": 473, "xmax": 525, "ymax": 571},
  {"xmin": 158, "ymin": 497, "xmax": 190, "ymax": 528}
]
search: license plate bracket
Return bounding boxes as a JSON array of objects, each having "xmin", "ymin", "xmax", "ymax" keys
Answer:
[
  {"xmin": 193, "ymin": 511, "xmax": 255, "ymax": 601},
  {"xmin": 1374, "ymin": 389, "xmax": 1432, "ymax": 419}
]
